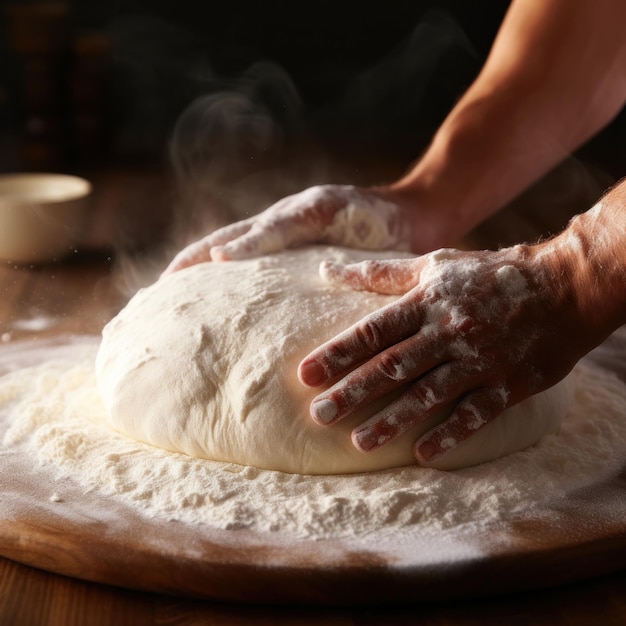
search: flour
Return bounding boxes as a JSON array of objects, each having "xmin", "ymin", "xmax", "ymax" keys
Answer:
[
  {"xmin": 95, "ymin": 247, "xmax": 572, "ymax": 474},
  {"xmin": 416, "ymin": 249, "xmax": 540, "ymax": 374},
  {"xmin": 495, "ymin": 264, "xmax": 528, "ymax": 296},
  {"xmin": 321, "ymin": 186, "xmax": 402, "ymax": 250},
  {"xmin": 2, "ymin": 337, "xmax": 626, "ymax": 541}
]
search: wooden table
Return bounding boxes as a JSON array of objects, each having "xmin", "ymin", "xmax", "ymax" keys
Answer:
[
  {"xmin": 1, "ymin": 554, "xmax": 625, "ymax": 626},
  {"xmin": 1, "ymin": 166, "xmax": 625, "ymax": 625}
]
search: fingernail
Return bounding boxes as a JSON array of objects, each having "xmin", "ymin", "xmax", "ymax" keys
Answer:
[
  {"xmin": 311, "ymin": 398, "xmax": 337, "ymax": 424},
  {"xmin": 417, "ymin": 440, "xmax": 436, "ymax": 461},
  {"xmin": 299, "ymin": 360, "xmax": 325, "ymax": 386},
  {"xmin": 352, "ymin": 429, "xmax": 378, "ymax": 452}
]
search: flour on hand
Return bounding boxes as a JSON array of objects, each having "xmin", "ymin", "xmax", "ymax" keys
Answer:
[{"xmin": 95, "ymin": 246, "xmax": 574, "ymax": 475}]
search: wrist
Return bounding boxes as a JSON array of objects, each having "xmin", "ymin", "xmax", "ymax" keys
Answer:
[
  {"xmin": 529, "ymin": 201, "xmax": 626, "ymax": 351},
  {"xmin": 566, "ymin": 208, "xmax": 626, "ymax": 333},
  {"xmin": 371, "ymin": 128, "xmax": 488, "ymax": 252},
  {"xmin": 370, "ymin": 179, "xmax": 468, "ymax": 253},
  {"xmin": 380, "ymin": 99, "xmax": 526, "ymax": 251}
]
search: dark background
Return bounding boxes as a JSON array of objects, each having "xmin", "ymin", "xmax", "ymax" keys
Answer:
[
  {"xmin": 0, "ymin": 1, "xmax": 509, "ymax": 168},
  {"xmin": 0, "ymin": 0, "xmax": 624, "ymax": 238}
]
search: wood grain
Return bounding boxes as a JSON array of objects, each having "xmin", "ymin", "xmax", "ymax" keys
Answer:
[
  {"xmin": 0, "ymin": 167, "xmax": 624, "ymax": 624},
  {"xmin": 0, "ymin": 332, "xmax": 625, "ymax": 606},
  {"xmin": 3, "ymin": 555, "xmax": 626, "ymax": 626}
]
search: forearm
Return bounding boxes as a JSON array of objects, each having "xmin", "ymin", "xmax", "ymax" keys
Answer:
[{"xmin": 387, "ymin": 0, "xmax": 626, "ymax": 248}]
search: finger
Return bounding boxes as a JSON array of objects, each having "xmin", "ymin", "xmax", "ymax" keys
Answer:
[
  {"xmin": 162, "ymin": 239, "xmax": 214, "ymax": 275},
  {"xmin": 210, "ymin": 221, "xmax": 290, "ymax": 261},
  {"xmin": 413, "ymin": 386, "xmax": 509, "ymax": 464},
  {"xmin": 348, "ymin": 362, "xmax": 483, "ymax": 451},
  {"xmin": 309, "ymin": 331, "xmax": 445, "ymax": 425},
  {"xmin": 320, "ymin": 258, "xmax": 424, "ymax": 295},
  {"xmin": 162, "ymin": 221, "xmax": 254, "ymax": 274},
  {"xmin": 298, "ymin": 296, "xmax": 423, "ymax": 387},
  {"xmin": 203, "ymin": 219, "xmax": 256, "ymax": 248}
]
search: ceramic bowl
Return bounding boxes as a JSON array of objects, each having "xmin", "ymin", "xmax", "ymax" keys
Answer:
[{"xmin": 0, "ymin": 173, "xmax": 92, "ymax": 264}]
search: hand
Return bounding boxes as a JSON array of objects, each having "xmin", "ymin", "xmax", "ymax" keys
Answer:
[
  {"xmin": 297, "ymin": 244, "xmax": 588, "ymax": 465},
  {"xmin": 163, "ymin": 184, "xmax": 415, "ymax": 273}
]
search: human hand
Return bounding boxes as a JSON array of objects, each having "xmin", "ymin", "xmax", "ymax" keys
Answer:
[
  {"xmin": 297, "ymin": 244, "xmax": 587, "ymax": 465},
  {"xmin": 163, "ymin": 184, "xmax": 413, "ymax": 273}
]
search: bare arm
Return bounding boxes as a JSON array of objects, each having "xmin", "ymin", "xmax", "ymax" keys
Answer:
[
  {"xmin": 293, "ymin": 1, "xmax": 626, "ymax": 463},
  {"xmin": 164, "ymin": 0, "xmax": 626, "ymax": 271},
  {"xmin": 390, "ymin": 0, "xmax": 626, "ymax": 249}
]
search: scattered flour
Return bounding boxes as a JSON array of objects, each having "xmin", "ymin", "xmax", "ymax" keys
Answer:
[{"xmin": 2, "ymin": 337, "xmax": 626, "ymax": 541}]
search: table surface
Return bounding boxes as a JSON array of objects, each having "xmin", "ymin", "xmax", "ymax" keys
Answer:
[{"xmin": 1, "ymin": 166, "xmax": 625, "ymax": 625}]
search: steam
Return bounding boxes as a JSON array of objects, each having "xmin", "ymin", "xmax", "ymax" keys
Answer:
[
  {"xmin": 166, "ymin": 8, "xmax": 481, "ymax": 256},
  {"xmin": 312, "ymin": 9, "xmax": 479, "ymax": 154},
  {"xmin": 110, "ymin": 7, "xmax": 610, "ymax": 298},
  {"xmin": 169, "ymin": 61, "xmax": 307, "ymax": 242}
]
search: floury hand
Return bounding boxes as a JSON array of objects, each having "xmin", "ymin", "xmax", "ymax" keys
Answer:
[
  {"xmin": 297, "ymin": 214, "xmax": 622, "ymax": 464},
  {"xmin": 162, "ymin": 184, "xmax": 429, "ymax": 273}
]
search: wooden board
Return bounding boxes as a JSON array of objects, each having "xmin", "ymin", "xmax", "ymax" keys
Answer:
[{"xmin": 0, "ymin": 332, "xmax": 625, "ymax": 607}]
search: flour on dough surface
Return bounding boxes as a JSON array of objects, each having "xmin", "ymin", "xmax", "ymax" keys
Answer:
[
  {"xmin": 95, "ymin": 246, "xmax": 574, "ymax": 474},
  {"xmin": 1, "ymin": 338, "xmax": 626, "ymax": 540}
]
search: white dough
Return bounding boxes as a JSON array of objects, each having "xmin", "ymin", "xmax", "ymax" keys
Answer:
[{"xmin": 95, "ymin": 246, "xmax": 575, "ymax": 475}]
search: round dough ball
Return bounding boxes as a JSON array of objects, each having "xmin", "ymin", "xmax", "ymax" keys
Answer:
[{"xmin": 95, "ymin": 246, "xmax": 575, "ymax": 475}]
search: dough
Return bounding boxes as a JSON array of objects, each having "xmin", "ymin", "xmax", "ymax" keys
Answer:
[{"xmin": 95, "ymin": 246, "xmax": 575, "ymax": 475}]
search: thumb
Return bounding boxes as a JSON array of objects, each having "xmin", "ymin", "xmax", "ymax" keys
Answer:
[{"xmin": 319, "ymin": 257, "xmax": 424, "ymax": 295}]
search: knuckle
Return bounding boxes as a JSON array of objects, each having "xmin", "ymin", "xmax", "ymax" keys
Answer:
[
  {"xmin": 320, "ymin": 342, "xmax": 353, "ymax": 372},
  {"xmin": 484, "ymin": 385, "xmax": 510, "ymax": 411},
  {"xmin": 376, "ymin": 351, "xmax": 409, "ymax": 382},
  {"xmin": 354, "ymin": 317, "xmax": 385, "ymax": 353},
  {"xmin": 408, "ymin": 384, "xmax": 440, "ymax": 411},
  {"xmin": 455, "ymin": 402, "xmax": 487, "ymax": 432},
  {"xmin": 359, "ymin": 260, "xmax": 393, "ymax": 287},
  {"xmin": 360, "ymin": 259, "xmax": 380, "ymax": 278}
]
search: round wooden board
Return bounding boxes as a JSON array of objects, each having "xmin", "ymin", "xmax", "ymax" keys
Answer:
[{"xmin": 0, "ymin": 331, "xmax": 625, "ymax": 607}]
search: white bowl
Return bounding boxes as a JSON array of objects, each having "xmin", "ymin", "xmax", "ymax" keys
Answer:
[{"xmin": 0, "ymin": 173, "xmax": 92, "ymax": 264}]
